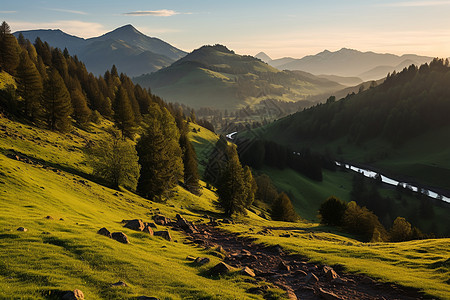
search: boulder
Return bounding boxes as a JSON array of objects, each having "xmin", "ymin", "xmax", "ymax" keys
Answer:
[
  {"xmin": 194, "ymin": 257, "xmax": 210, "ymax": 266},
  {"xmin": 241, "ymin": 266, "xmax": 255, "ymax": 277},
  {"xmin": 124, "ymin": 219, "xmax": 145, "ymax": 231},
  {"xmin": 325, "ymin": 269, "xmax": 339, "ymax": 281},
  {"xmin": 143, "ymin": 225, "xmax": 154, "ymax": 235},
  {"xmin": 153, "ymin": 214, "xmax": 171, "ymax": 226},
  {"xmin": 97, "ymin": 227, "xmax": 112, "ymax": 238},
  {"xmin": 45, "ymin": 215, "xmax": 53, "ymax": 220},
  {"xmin": 154, "ymin": 230, "xmax": 172, "ymax": 241},
  {"xmin": 111, "ymin": 281, "xmax": 128, "ymax": 287},
  {"xmin": 305, "ymin": 272, "xmax": 319, "ymax": 284},
  {"xmin": 61, "ymin": 289, "xmax": 84, "ymax": 300},
  {"xmin": 176, "ymin": 214, "xmax": 198, "ymax": 233},
  {"xmin": 111, "ymin": 232, "xmax": 129, "ymax": 244},
  {"xmin": 16, "ymin": 227, "xmax": 27, "ymax": 232},
  {"xmin": 208, "ymin": 262, "xmax": 234, "ymax": 276}
]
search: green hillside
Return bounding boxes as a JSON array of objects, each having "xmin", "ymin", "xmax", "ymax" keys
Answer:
[{"xmin": 134, "ymin": 45, "xmax": 344, "ymax": 110}]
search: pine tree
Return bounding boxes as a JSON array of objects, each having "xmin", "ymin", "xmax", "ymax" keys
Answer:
[
  {"xmin": 271, "ymin": 192, "xmax": 299, "ymax": 222},
  {"xmin": 180, "ymin": 133, "xmax": 201, "ymax": 195},
  {"xmin": 243, "ymin": 166, "xmax": 257, "ymax": 207},
  {"xmin": 137, "ymin": 104, "xmax": 184, "ymax": 201},
  {"xmin": 113, "ymin": 85, "xmax": 135, "ymax": 139},
  {"xmin": 16, "ymin": 50, "xmax": 43, "ymax": 121},
  {"xmin": 70, "ymin": 88, "xmax": 91, "ymax": 125},
  {"xmin": 42, "ymin": 68, "xmax": 73, "ymax": 131},
  {"xmin": 216, "ymin": 146, "xmax": 247, "ymax": 216},
  {"xmin": 0, "ymin": 21, "xmax": 20, "ymax": 74}
]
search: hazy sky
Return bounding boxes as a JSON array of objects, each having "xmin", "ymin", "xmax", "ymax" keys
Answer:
[{"xmin": 2, "ymin": 0, "xmax": 450, "ymax": 59}]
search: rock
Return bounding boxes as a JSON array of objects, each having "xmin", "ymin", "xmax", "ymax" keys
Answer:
[
  {"xmin": 221, "ymin": 218, "xmax": 233, "ymax": 224},
  {"xmin": 215, "ymin": 245, "xmax": 227, "ymax": 255},
  {"xmin": 176, "ymin": 214, "xmax": 198, "ymax": 233},
  {"xmin": 61, "ymin": 289, "xmax": 84, "ymax": 300},
  {"xmin": 286, "ymin": 289, "xmax": 297, "ymax": 300},
  {"xmin": 194, "ymin": 257, "xmax": 210, "ymax": 266},
  {"xmin": 154, "ymin": 230, "xmax": 172, "ymax": 241},
  {"xmin": 266, "ymin": 244, "xmax": 283, "ymax": 254},
  {"xmin": 59, "ymin": 218, "xmax": 64, "ymax": 221},
  {"xmin": 315, "ymin": 287, "xmax": 343, "ymax": 300},
  {"xmin": 45, "ymin": 215, "xmax": 53, "ymax": 220},
  {"xmin": 143, "ymin": 225, "xmax": 154, "ymax": 235},
  {"xmin": 136, "ymin": 297, "xmax": 160, "ymax": 300},
  {"xmin": 305, "ymin": 272, "xmax": 319, "ymax": 284},
  {"xmin": 148, "ymin": 222, "xmax": 157, "ymax": 228},
  {"xmin": 278, "ymin": 261, "xmax": 291, "ymax": 272},
  {"xmin": 241, "ymin": 266, "xmax": 255, "ymax": 277},
  {"xmin": 16, "ymin": 227, "xmax": 27, "ymax": 232},
  {"xmin": 111, "ymin": 232, "xmax": 129, "ymax": 244},
  {"xmin": 97, "ymin": 227, "xmax": 112, "ymax": 238},
  {"xmin": 325, "ymin": 269, "xmax": 339, "ymax": 281},
  {"xmin": 124, "ymin": 219, "xmax": 145, "ymax": 231},
  {"xmin": 111, "ymin": 281, "xmax": 128, "ymax": 287},
  {"xmin": 153, "ymin": 214, "xmax": 171, "ymax": 226},
  {"xmin": 280, "ymin": 233, "xmax": 291, "ymax": 238},
  {"xmin": 186, "ymin": 255, "xmax": 196, "ymax": 261},
  {"xmin": 293, "ymin": 270, "xmax": 307, "ymax": 277},
  {"xmin": 208, "ymin": 262, "xmax": 235, "ymax": 276}
]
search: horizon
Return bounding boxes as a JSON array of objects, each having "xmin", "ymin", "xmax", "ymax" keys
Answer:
[{"xmin": 2, "ymin": 0, "xmax": 450, "ymax": 60}]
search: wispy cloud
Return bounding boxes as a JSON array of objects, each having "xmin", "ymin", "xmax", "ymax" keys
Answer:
[
  {"xmin": 47, "ymin": 8, "xmax": 88, "ymax": 15},
  {"xmin": 123, "ymin": 9, "xmax": 186, "ymax": 17},
  {"xmin": 0, "ymin": 11, "xmax": 16, "ymax": 14},
  {"xmin": 9, "ymin": 20, "xmax": 106, "ymax": 38},
  {"xmin": 379, "ymin": 1, "xmax": 450, "ymax": 7}
]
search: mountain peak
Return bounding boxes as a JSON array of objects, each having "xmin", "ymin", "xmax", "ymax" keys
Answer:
[
  {"xmin": 99, "ymin": 24, "xmax": 144, "ymax": 38},
  {"xmin": 255, "ymin": 52, "xmax": 272, "ymax": 63}
]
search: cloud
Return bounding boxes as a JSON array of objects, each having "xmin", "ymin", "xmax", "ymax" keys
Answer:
[
  {"xmin": 0, "ymin": 11, "xmax": 16, "ymax": 14},
  {"xmin": 379, "ymin": 1, "xmax": 450, "ymax": 7},
  {"xmin": 47, "ymin": 8, "xmax": 88, "ymax": 15},
  {"xmin": 9, "ymin": 20, "xmax": 106, "ymax": 38},
  {"xmin": 123, "ymin": 9, "xmax": 182, "ymax": 17}
]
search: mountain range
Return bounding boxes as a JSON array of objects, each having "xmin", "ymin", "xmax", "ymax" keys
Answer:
[
  {"xmin": 134, "ymin": 45, "xmax": 345, "ymax": 110},
  {"xmin": 257, "ymin": 48, "xmax": 433, "ymax": 81},
  {"xmin": 14, "ymin": 25, "xmax": 186, "ymax": 77}
]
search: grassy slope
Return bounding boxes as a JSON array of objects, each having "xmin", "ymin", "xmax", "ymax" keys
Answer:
[
  {"xmin": 187, "ymin": 123, "xmax": 220, "ymax": 177},
  {"xmin": 1, "ymin": 117, "xmax": 449, "ymax": 299}
]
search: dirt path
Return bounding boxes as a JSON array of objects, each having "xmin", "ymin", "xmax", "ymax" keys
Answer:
[{"xmin": 184, "ymin": 223, "xmax": 429, "ymax": 300}]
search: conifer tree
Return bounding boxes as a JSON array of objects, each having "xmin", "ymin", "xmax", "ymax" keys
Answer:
[
  {"xmin": 16, "ymin": 50, "xmax": 43, "ymax": 120},
  {"xmin": 42, "ymin": 68, "xmax": 73, "ymax": 131},
  {"xmin": 180, "ymin": 133, "xmax": 201, "ymax": 195},
  {"xmin": 113, "ymin": 85, "xmax": 135, "ymax": 139},
  {"xmin": 0, "ymin": 21, "xmax": 20, "ymax": 74},
  {"xmin": 243, "ymin": 166, "xmax": 257, "ymax": 207},
  {"xmin": 137, "ymin": 104, "xmax": 184, "ymax": 201},
  {"xmin": 271, "ymin": 192, "xmax": 299, "ymax": 222},
  {"xmin": 70, "ymin": 88, "xmax": 91, "ymax": 125},
  {"xmin": 216, "ymin": 146, "xmax": 247, "ymax": 216}
]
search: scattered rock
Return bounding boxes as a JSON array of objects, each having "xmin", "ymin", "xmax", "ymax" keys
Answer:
[
  {"xmin": 45, "ymin": 216, "xmax": 53, "ymax": 220},
  {"xmin": 325, "ymin": 268, "xmax": 339, "ymax": 281},
  {"xmin": 154, "ymin": 230, "xmax": 172, "ymax": 241},
  {"xmin": 136, "ymin": 297, "xmax": 159, "ymax": 300},
  {"xmin": 111, "ymin": 281, "xmax": 128, "ymax": 287},
  {"xmin": 208, "ymin": 262, "xmax": 235, "ymax": 276},
  {"xmin": 305, "ymin": 272, "xmax": 319, "ymax": 284},
  {"xmin": 278, "ymin": 261, "xmax": 291, "ymax": 272},
  {"xmin": 111, "ymin": 232, "xmax": 129, "ymax": 244},
  {"xmin": 194, "ymin": 257, "xmax": 210, "ymax": 266},
  {"xmin": 143, "ymin": 225, "xmax": 154, "ymax": 235},
  {"xmin": 59, "ymin": 218, "xmax": 64, "ymax": 221},
  {"xmin": 97, "ymin": 227, "xmax": 112, "ymax": 238},
  {"xmin": 176, "ymin": 214, "xmax": 198, "ymax": 233},
  {"xmin": 241, "ymin": 266, "xmax": 255, "ymax": 277},
  {"xmin": 286, "ymin": 289, "xmax": 298, "ymax": 300},
  {"xmin": 61, "ymin": 289, "xmax": 84, "ymax": 300},
  {"xmin": 293, "ymin": 270, "xmax": 307, "ymax": 277},
  {"xmin": 147, "ymin": 222, "xmax": 157, "ymax": 228},
  {"xmin": 124, "ymin": 219, "xmax": 145, "ymax": 231},
  {"xmin": 186, "ymin": 255, "xmax": 196, "ymax": 261},
  {"xmin": 315, "ymin": 287, "xmax": 343, "ymax": 300},
  {"xmin": 16, "ymin": 227, "xmax": 27, "ymax": 232},
  {"xmin": 153, "ymin": 214, "xmax": 171, "ymax": 226},
  {"xmin": 280, "ymin": 233, "xmax": 291, "ymax": 238}
]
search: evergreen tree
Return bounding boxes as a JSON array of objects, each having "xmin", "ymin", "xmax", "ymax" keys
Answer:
[
  {"xmin": 319, "ymin": 196, "xmax": 347, "ymax": 226},
  {"xmin": 216, "ymin": 146, "xmax": 247, "ymax": 216},
  {"xmin": 0, "ymin": 21, "xmax": 20, "ymax": 74},
  {"xmin": 86, "ymin": 129, "xmax": 140, "ymax": 191},
  {"xmin": 390, "ymin": 217, "xmax": 412, "ymax": 242},
  {"xmin": 180, "ymin": 133, "xmax": 201, "ymax": 195},
  {"xmin": 243, "ymin": 166, "xmax": 257, "ymax": 207},
  {"xmin": 70, "ymin": 88, "xmax": 91, "ymax": 125},
  {"xmin": 16, "ymin": 50, "xmax": 43, "ymax": 120},
  {"xmin": 255, "ymin": 174, "xmax": 278, "ymax": 204},
  {"xmin": 137, "ymin": 105, "xmax": 183, "ymax": 201},
  {"xmin": 42, "ymin": 68, "xmax": 73, "ymax": 131},
  {"xmin": 271, "ymin": 192, "xmax": 299, "ymax": 222},
  {"xmin": 204, "ymin": 135, "xmax": 229, "ymax": 184},
  {"xmin": 113, "ymin": 85, "xmax": 135, "ymax": 139}
]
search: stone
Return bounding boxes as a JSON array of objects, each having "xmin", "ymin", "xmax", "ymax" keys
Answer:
[
  {"xmin": 280, "ymin": 233, "xmax": 291, "ymax": 238},
  {"xmin": 154, "ymin": 230, "xmax": 172, "ymax": 241},
  {"xmin": 97, "ymin": 227, "xmax": 112, "ymax": 238},
  {"xmin": 305, "ymin": 272, "xmax": 319, "ymax": 284},
  {"xmin": 61, "ymin": 289, "xmax": 84, "ymax": 300},
  {"xmin": 136, "ymin": 297, "xmax": 160, "ymax": 300},
  {"xmin": 148, "ymin": 222, "xmax": 157, "ymax": 228},
  {"xmin": 45, "ymin": 215, "xmax": 53, "ymax": 220},
  {"xmin": 241, "ymin": 266, "xmax": 255, "ymax": 277},
  {"xmin": 194, "ymin": 257, "xmax": 210, "ymax": 266},
  {"xmin": 16, "ymin": 227, "xmax": 27, "ymax": 232},
  {"xmin": 293, "ymin": 270, "xmax": 307, "ymax": 277},
  {"xmin": 278, "ymin": 261, "xmax": 291, "ymax": 272},
  {"xmin": 111, "ymin": 232, "xmax": 129, "ymax": 244},
  {"xmin": 153, "ymin": 214, "xmax": 171, "ymax": 226},
  {"xmin": 325, "ymin": 269, "xmax": 339, "ymax": 281},
  {"xmin": 111, "ymin": 281, "xmax": 128, "ymax": 287},
  {"xmin": 186, "ymin": 255, "xmax": 196, "ymax": 261},
  {"xmin": 124, "ymin": 219, "xmax": 145, "ymax": 231},
  {"xmin": 143, "ymin": 225, "xmax": 154, "ymax": 235},
  {"xmin": 208, "ymin": 262, "xmax": 235, "ymax": 276},
  {"xmin": 315, "ymin": 287, "xmax": 344, "ymax": 300},
  {"xmin": 286, "ymin": 289, "xmax": 297, "ymax": 300},
  {"xmin": 176, "ymin": 214, "xmax": 198, "ymax": 233}
]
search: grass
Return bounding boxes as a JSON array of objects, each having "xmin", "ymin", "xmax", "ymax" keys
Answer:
[{"xmin": 0, "ymin": 70, "xmax": 16, "ymax": 89}]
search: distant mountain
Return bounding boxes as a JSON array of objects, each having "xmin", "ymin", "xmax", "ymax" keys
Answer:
[
  {"xmin": 14, "ymin": 24, "xmax": 186, "ymax": 76},
  {"xmin": 316, "ymin": 74, "xmax": 363, "ymax": 87},
  {"xmin": 255, "ymin": 52, "xmax": 272, "ymax": 63},
  {"xmin": 274, "ymin": 48, "xmax": 432, "ymax": 80},
  {"xmin": 134, "ymin": 45, "xmax": 344, "ymax": 110},
  {"xmin": 269, "ymin": 57, "xmax": 297, "ymax": 68}
]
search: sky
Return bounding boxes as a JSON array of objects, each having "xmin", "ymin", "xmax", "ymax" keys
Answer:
[{"xmin": 1, "ymin": 0, "xmax": 450, "ymax": 59}]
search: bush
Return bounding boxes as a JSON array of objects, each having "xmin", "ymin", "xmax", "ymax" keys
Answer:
[
  {"xmin": 343, "ymin": 201, "xmax": 388, "ymax": 242},
  {"xmin": 319, "ymin": 196, "xmax": 347, "ymax": 226}
]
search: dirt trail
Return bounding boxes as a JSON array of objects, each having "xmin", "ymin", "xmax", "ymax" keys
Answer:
[{"xmin": 184, "ymin": 223, "xmax": 429, "ymax": 300}]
